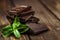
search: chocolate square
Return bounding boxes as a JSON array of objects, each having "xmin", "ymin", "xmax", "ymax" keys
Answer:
[{"xmin": 26, "ymin": 23, "xmax": 48, "ymax": 34}]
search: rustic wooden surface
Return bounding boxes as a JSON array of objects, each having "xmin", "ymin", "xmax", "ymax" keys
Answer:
[
  {"xmin": 0, "ymin": 0, "xmax": 60, "ymax": 40},
  {"xmin": 40, "ymin": 0, "xmax": 60, "ymax": 20}
]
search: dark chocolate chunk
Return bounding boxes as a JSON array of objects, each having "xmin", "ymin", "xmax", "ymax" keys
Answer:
[
  {"xmin": 26, "ymin": 23, "xmax": 48, "ymax": 35},
  {"xmin": 7, "ymin": 7, "xmax": 24, "ymax": 16},
  {"xmin": 7, "ymin": 6, "xmax": 33, "ymax": 19},
  {"xmin": 18, "ymin": 10, "xmax": 35, "ymax": 17},
  {"xmin": 8, "ymin": 10, "xmax": 17, "ymax": 16},
  {"xmin": 7, "ymin": 6, "xmax": 31, "ymax": 15},
  {"xmin": 6, "ymin": 16, "xmax": 14, "ymax": 24},
  {"xmin": 20, "ymin": 14, "xmax": 33, "ymax": 23},
  {"xmin": 20, "ymin": 6, "xmax": 31, "ymax": 12},
  {"xmin": 8, "ymin": 10, "xmax": 34, "ymax": 19},
  {"xmin": 27, "ymin": 17, "xmax": 39, "ymax": 23}
]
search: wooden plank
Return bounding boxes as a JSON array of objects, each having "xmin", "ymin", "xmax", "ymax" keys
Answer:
[
  {"xmin": 0, "ymin": 0, "xmax": 6, "ymax": 10},
  {"xmin": 29, "ymin": 35, "xmax": 44, "ymax": 40},
  {"xmin": 36, "ymin": 1, "xmax": 60, "ymax": 40},
  {"xmin": 39, "ymin": 0, "xmax": 60, "ymax": 38},
  {"xmin": 41, "ymin": 31, "xmax": 59, "ymax": 40},
  {"xmin": 40, "ymin": 0, "xmax": 60, "ymax": 20}
]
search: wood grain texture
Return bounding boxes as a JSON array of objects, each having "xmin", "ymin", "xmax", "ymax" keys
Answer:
[
  {"xmin": 0, "ymin": 0, "xmax": 60, "ymax": 40},
  {"xmin": 40, "ymin": 0, "xmax": 60, "ymax": 20}
]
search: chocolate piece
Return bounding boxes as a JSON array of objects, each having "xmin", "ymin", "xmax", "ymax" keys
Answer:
[
  {"xmin": 6, "ymin": 16, "xmax": 14, "ymax": 24},
  {"xmin": 20, "ymin": 6, "xmax": 31, "ymax": 12},
  {"xmin": 26, "ymin": 23, "xmax": 48, "ymax": 34},
  {"xmin": 7, "ymin": 6, "xmax": 33, "ymax": 19},
  {"xmin": 6, "ymin": 10, "xmax": 34, "ymax": 24},
  {"xmin": 8, "ymin": 6, "xmax": 31, "ymax": 15},
  {"xmin": 7, "ymin": 7, "xmax": 24, "ymax": 16},
  {"xmin": 7, "ymin": 10, "xmax": 34, "ymax": 20},
  {"xmin": 27, "ymin": 17, "xmax": 39, "ymax": 23},
  {"xmin": 20, "ymin": 14, "xmax": 33, "ymax": 23},
  {"xmin": 6, "ymin": 12, "xmax": 16, "ymax": 19},
  {"xmin": 18, "ymin": 10, "xmax": 35, "ymax": 17}
]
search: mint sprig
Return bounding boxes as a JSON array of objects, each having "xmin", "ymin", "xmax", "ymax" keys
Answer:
[{"xmin": 1, "ymin": 17, "xmax": 29, "ymax": 38}]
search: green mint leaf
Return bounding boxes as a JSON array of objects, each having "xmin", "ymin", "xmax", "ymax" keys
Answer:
[
  {"xmin": 2, "ymin": 25, "xmax": 13, "ymax": 37},
  {"xmin": 2, "ymin": 25, "xmax": 12, "ymax": 31},
  {"xmin": 12, "ymin": 17, "xmax": 20, "ymax": 30},
  {"xmin": 20, "ymin": 28, "xmax": 29, "ymax": 33},
  {"xmin": 13, "ymin": 29, "xmax": 20, "ymax": 38},
  {"xmin": 18, "ymin": 24, "xmax": 29, "ymax": 29},
  {"xmin": 14, "ymin": 17, "xmax": 20, "ymax": 23}
]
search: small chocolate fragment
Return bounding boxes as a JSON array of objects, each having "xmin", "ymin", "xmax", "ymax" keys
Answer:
[
  {"xmin": 7, "ymin": 7, "xmax": 24, "ymax": 16},
  {"xmin": 20, "ymin": 14, "xmax": 33, "ymax": 23},
  {"xmin": 8, "ymin": 10, "xmax": 17, "ymax": 16},
  {"xmin": 6, "ymin": 16, "xmax": 14, "ymax": 24},
  {"xmin": 18, "ymin": 10, "xmax": 35, "ymax": 17},
  {"xmin": 27, "ymin": 17, "xmax": 39, "ymax": 23},
  {"xmin": 20, "ymin": 6, "xmax": 31, "ymax": 12},
  {"xmin": 26, "ymin": 23, "xmax": 48, "ymax": 34}
]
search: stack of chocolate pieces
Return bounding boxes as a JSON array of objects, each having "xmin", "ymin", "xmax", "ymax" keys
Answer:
[
  {"xmin": 6, "ymin": 5, "xmax": 48, "ymax": 35},
  {"xmin": 7, "ymin": 5, "xmax": 34, "ymax": 24}
]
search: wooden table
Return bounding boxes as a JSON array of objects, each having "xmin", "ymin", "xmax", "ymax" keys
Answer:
[{"xmin": 0, "ymin": 0, "xmax": 60, "ymax": 40}]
